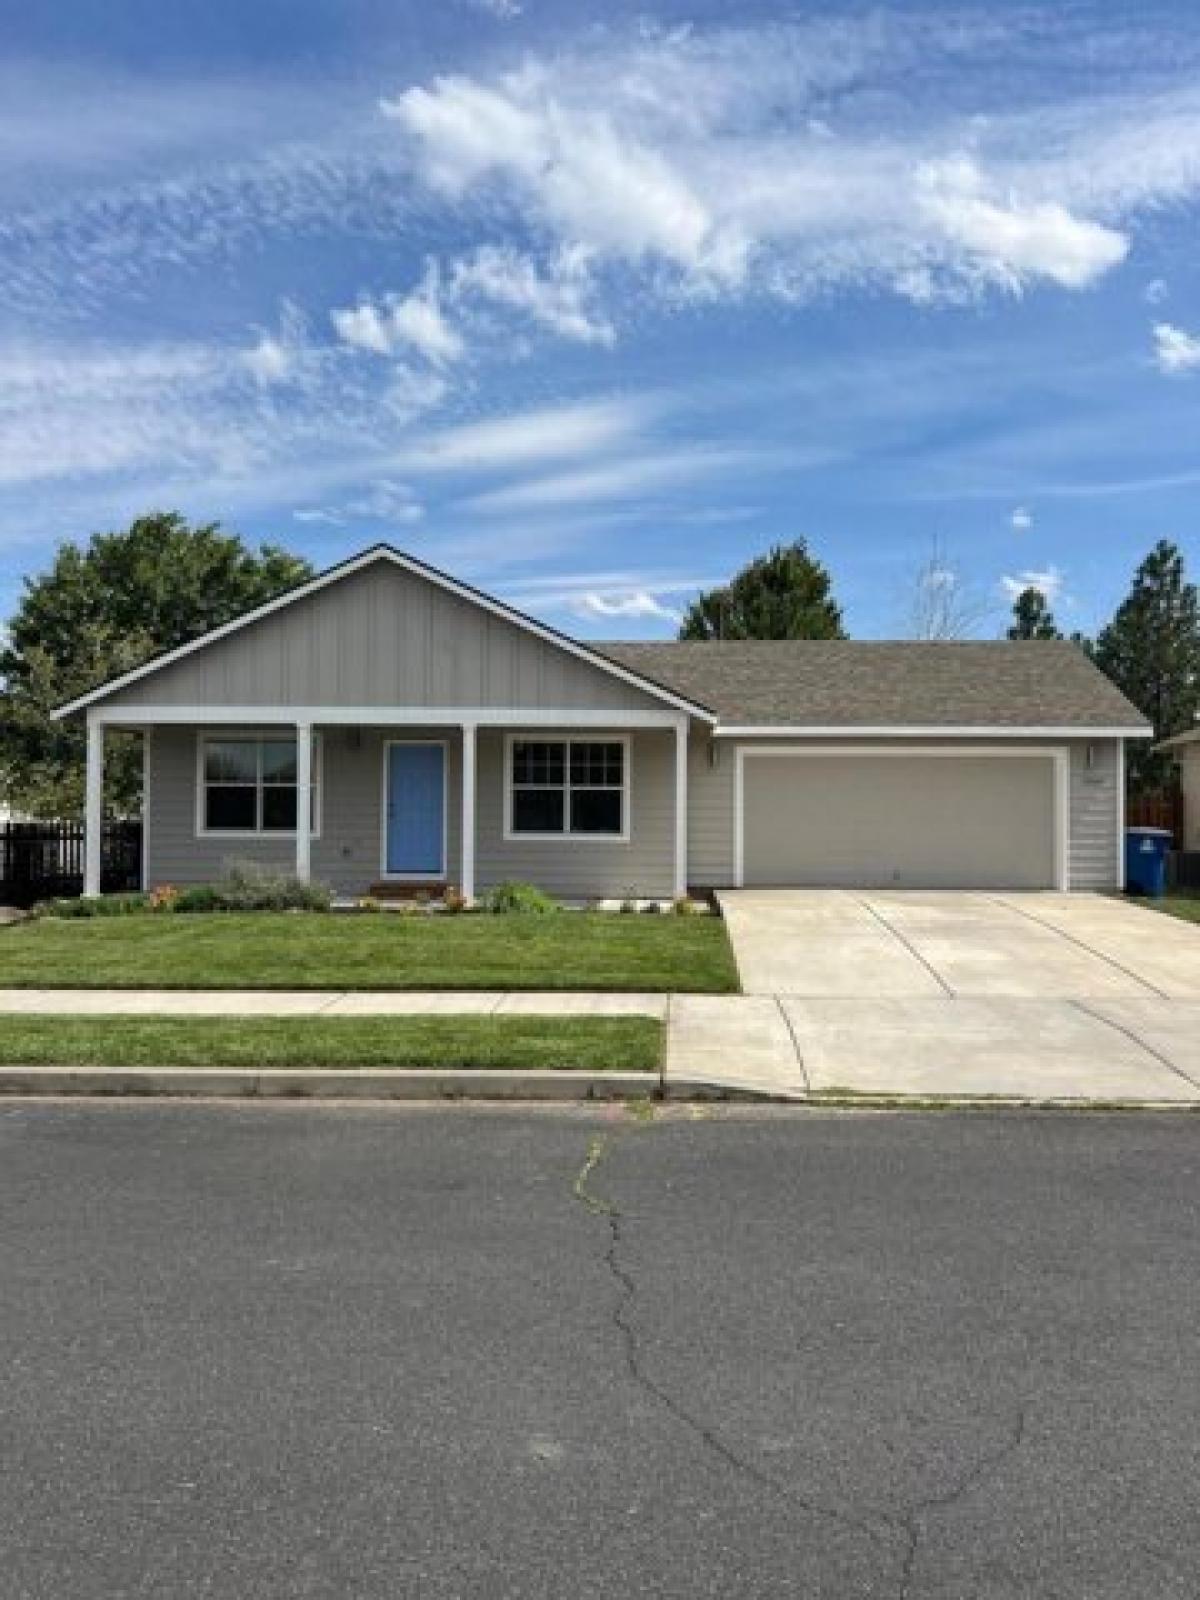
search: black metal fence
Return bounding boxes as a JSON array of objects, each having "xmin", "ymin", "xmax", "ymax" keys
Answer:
[{"xmin": 0, "ymin": 821, "xmax": 143, "ymax": 907}]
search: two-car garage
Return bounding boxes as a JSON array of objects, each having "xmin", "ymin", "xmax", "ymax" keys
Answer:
[{"xmin": 735, "ymin": 746, "xmax": 1067, "ymax": 891}]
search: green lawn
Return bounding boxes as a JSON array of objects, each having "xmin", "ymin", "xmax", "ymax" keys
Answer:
[
  {"xmin": 0, "ymin": 911, "xmax": 740, "ymax": 993},
  {"xmin": 0, "ymin": 1015, "xmax": 662, "ymax": 1071},
  {"xmin": 1144, "ymin": 893, "xmax": 1200, "ymax": 926}
]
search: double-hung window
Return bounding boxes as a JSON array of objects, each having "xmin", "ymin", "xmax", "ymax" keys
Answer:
[
  {"xmin": 199, "ymin": 735, "xmax": 320, "ymax": 835},
  {"xmin": 509, "ymin": 739, "xmax": 627, "ymax": 839}
]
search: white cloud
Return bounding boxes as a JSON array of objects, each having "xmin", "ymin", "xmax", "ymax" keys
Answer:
[
  {"xmin": 241, "ymin": 300, "xmax": 308, "ymax": 386},
  {"xmin": 572, "ymin": 590, "xmax": 681, "ymax": 623},
  {"xmin": 1144, "ymin": 278, "xmax": 1169, "ymax": 305},
  {"xmin": 463, "ymin": 0, "xmax": 522, "ymax": 16},
  {"xmin": 401, "ymin": 397, "xmax": 651, "ymax": 472},
  {"xmin": 294, "ymin": 479, "xmax": 424, "ymax": 527},
  {"xmin": 1153, "ymin": 322, "xmax": 1200, "ymax": 375},
  {"xmin": 1010, "ymin": 506, "xmax": 1033, "ymax": 531},
  {"xmin": 450, "ymin": 244, "xmax": 613, "ymax": 345},
  {"xmin": 332, "ymin": 265, "xmax": 464, "ymax": 365},
  {"xmin": 459, "ymin": 447, "xmax": 763, "ymax": 513},
  {"xmin": 1001, "ymin": 565, "xmax": 1064, "ymax": 603},
  {"xmin": 381, "ymin": 19, "xmax": 1200, "ymax": 312}
]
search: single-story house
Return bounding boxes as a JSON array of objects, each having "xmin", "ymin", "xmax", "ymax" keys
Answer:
[
  {"xmin": 55, "ymin": 544, "xmax": 1151, "ymax": 900},
  {"xmin": 1157, "ymin": 727, "xmax": 1200, "ymax": 852}
]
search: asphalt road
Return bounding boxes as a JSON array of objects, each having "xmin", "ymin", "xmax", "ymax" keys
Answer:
[{"xmin": 2, "ymin": 1104, "xmax": 1198, "ymax": 1599}]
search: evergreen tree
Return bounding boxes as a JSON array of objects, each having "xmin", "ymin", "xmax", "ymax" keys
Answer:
[
  {"xmin": 1007, "ymin": 586, "xmax": 1062, "ymax": 640},
  {"xmin": 679, "ymin": 541, "xmax": 845, "ymax": 640},
  {"xmin": 1094, "ymin": 540, "xmax": 1200, "ymax": 788}
]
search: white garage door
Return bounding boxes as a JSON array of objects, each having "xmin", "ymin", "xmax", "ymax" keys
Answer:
[{"xmin": 738, "ymin": 751, "xmax": 1062, "ymax": 890}]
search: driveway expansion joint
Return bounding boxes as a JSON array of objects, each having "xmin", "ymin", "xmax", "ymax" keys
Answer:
[
  {"xmin": 988, "ymin": 896, "xmax": 1169, "ymax": 999},
  {"xmin": 852, "ymin": 896, "xmax": 956, "ymax": 997},
  {"xmin": 1070, "ymin": 1000, "xmax": 1200, "ymax": 1093}
]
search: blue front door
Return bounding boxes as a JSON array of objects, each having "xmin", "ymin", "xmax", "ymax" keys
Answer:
[{"xmin": 386, "ymin": 743, "xmax": 446, "ymax": 875}]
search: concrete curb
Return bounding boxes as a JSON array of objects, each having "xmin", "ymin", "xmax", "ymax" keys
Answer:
[{"xmin": 0, "ymin": 1067, "xmax": 663, "ymax": 1101}]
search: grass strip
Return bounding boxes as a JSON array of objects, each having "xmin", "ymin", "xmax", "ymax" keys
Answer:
[{"xmin": 0, "ymin": 1015, "xmax": 663, "ymax": 1072}]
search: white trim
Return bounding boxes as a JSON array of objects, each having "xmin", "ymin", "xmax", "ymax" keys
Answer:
[
  {"xmin": 381, "ymin": 738, "xmax": 448, "ymax": 881},
  {"xmin": 83, "ymin": 713, "xmax": 103, "ymax": 898},
  {"xmin": 141, "ymin": 729, "xmax": 152, "ymax": 892},
  {"xmin": 733, "ymin": 743, "xmax": 1070, "ymax": 892},
  {"xmin": 502, "ymin": 732, "xmax": 631, "ymax": 844},
  {"xmin": 194, "ymin": 730, "xmax": 322, "ymax": 840},
  {"xmin": 461, "ymin": 721, "xmax": 477, "ymax": 903},
  {"xmin": 52, "ymin": 546, "xmax": 715, "ymax": 723},
  {"xmin": 89, "ymin": 704, "xmax": 686, "ymax": 730},
  {"xmin": 1116, "ymin": 739, "xmax": 1127, "ymax": 892},
  {"xmin": 673, "ymin": 718, "xmax": 688, "ymax": 899},
  {"xmin": 295, "ymin": 722, "xmax": 312, "ymax": 884},
  {"xmin": 715, "ymin": 724, "xmax": 1152, "ymax": 740}
]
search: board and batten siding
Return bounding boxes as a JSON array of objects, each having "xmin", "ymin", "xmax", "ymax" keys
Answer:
[
  {"xmin": 145, "ymin": 725, "xmax": 463, "ymax": 897},
  {"xmin": 104, "ymin": 563, "xmax": 667, "ymax": 715},
  {"xmin": 684, "ymin": 734, "xmax": 1123, "ymax": 891}
]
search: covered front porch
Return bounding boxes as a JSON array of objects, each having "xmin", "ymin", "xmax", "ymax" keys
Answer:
[{"xmin": 83, "ymin": 708, "xmax": 692, "ymax": 904}]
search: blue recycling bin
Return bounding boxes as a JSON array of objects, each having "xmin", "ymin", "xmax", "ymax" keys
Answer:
[{"xmin": 1125, "ymin": 827, "xmax": 1172, "ymax": 897}]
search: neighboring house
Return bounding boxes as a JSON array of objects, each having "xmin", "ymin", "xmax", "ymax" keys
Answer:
[
  {"xmin": 1158, "ymin": 728, "xmax": 1200, "ymax": 852},
  {"xmin": 54, "ymin": 544, "xmax": 1150, "ymax": 900}
]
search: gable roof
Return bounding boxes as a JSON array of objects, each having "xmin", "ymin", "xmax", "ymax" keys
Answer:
[
  {"xmin": 598, "ymin": 640, "xmax": 1151, "ymax": 733},
  {"xmin": 53, "ymin": 545, "xmax": 716, "ymax": 722}
]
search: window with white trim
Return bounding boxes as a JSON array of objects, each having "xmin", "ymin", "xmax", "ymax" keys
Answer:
[
  {"xmin": 509, "ymin": 739, "xmax": 626, "ymax": 837},
  {"xmin": 199, "ymin": 736, "xmax": 320, "ymax": 834}
]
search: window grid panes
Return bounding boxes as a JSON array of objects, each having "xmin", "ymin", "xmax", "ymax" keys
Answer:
[
  {"xmin": 201, "ymin": 737, "xmax": 319, "ymax": 834},
  {"xmin": 511, "ymin": 740, "xmax": 624, "ymax": 837}
]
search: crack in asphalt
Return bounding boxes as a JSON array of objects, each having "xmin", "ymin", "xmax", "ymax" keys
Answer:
[
  {"xmin": 574, "ymin": 1129, "xmax": 1035, "ymax": 1599},
  {"xmin": 892, "ymin": 1406, "xmax": 1028, "ymax": 1599},
  {"xmin": 572, "ymin": 1129, "xmax": 896, "ymax": 1563}
]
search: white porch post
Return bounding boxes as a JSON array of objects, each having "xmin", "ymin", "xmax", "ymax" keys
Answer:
[
  {"xmin": 83, "ymin": 712, "xmax": 104, "ymax": 898},
  {"xmin": 673, "ymin": 717, "xmax": 689, "ymax": 900},
  {"xmin": 461, "ymin": 720, "xmax": 477, "ymax": 903},
  {"xmin": 294, "ymin": 720, "xmax": 312, "ymax": 883}
]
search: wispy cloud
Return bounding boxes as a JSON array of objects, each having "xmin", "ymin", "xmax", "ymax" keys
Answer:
[
  {"xmin": 1153, "ymin": 322, "xmax": 1200, "ymax": 376},
  {"xmin": 384, "ymin": 14, "xmax": 1200, "ymax": 315},
  {"xmin": 400, "ymin": 397, "xmax": 653, "ymax": 472},
  {"xmin": 332, "ymin": 264, "xmax": 464, "ymax": 366},
  {"xmin": 1002, "ymin": 565, "xmax": 1065, "ymax": 604},
  {"xmin": 1010, "ymin": 506, "xmax": 1033, "ymax": 531},
  {"xmin": 459, "ymin": 447, "xmax": 769, "ymax": 513}
]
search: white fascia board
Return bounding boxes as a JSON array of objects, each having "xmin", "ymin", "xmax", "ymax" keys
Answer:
[
  {"xmin": 712, "ymin": 725, "xmax": 1152, "ymax": 740},
  {"xmin": 52, "ymin": 545, "xmax": 715, "ymax": 724},
  {"xmin": 90, "ymin": 705, "xmax": 689, "ymax": 729}
]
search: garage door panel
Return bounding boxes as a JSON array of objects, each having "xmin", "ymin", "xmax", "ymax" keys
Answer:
[{"xmin": 741, "ymin": 755, "xmax": 1057, "ymax": 890}]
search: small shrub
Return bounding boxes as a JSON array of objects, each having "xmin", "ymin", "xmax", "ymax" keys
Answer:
[
  {"xmin": 214, "ymin": 859, "xmax": 332, "ymax": 912},
  {"xmin": 149, "ymin": 884, "xmax": 179, "ymax": 912},
  {"xmin": 641, "ymin": 900, "xmax": 664, "ymax": 914},
  {"xmin": 619, "ymin": 893, "xmax": 638, "ymax": 914},
  {"xmin": 173, "ymin": 885, "xmax": 222, "ymax": 914},
  {"xmin": 34, "ymin": 893, "xmax": 149, "ymax": 919},
  {"xmin": 672, "ymin": 895, "xmax": 701, "ymax": 916},
  {"xmin": 357, "ymin": 895, "xmax": 382, "ymax": 913},
  {"xmin": 480, "ymin": 880, "xmax": 559, "ymax": 915},
  {"xmin": 442, "ymin": 885, "xmax": 468, "ymax": 914}
]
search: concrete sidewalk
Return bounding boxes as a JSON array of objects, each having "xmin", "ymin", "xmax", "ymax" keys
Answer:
[{"xmin": 0, "ymin": 989, "xmax": 669, "ymax": 1017}]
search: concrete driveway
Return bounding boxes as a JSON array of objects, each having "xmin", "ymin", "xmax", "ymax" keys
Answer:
[{"xmin": 665, "ymin": 892, "xmax": 1200, "ymax": 1103}]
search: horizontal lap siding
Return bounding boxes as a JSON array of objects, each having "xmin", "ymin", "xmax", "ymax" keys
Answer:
[
  {"xmin": 145, "ymin": 726, "xmax": 462, "ymax": 897},
  {"xmin": 107, "ymin": 565, "xmax": 662, "ymax": 714},
  {"xmin": 475, "ymin": 728, "xmax": 675, "ymax": 899},
  {"xmin": 684, "ymin": 734, "xmax": 1122, "ymax": 891}
]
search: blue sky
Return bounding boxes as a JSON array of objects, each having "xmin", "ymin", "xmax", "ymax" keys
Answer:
[{"xmin": 1, "ymin": 0, "xmax": 1198, "ymax": 639}]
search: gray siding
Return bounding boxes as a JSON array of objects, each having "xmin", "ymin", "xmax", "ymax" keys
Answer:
[
  {"xmin": 146, "ymin": 725, "xmax": 462, "ymax": 897},
  {"xmin": 475, "ymin": 728, "xmax": 676, "ymax": 899},
  {"xmin": 685, "ymin": 734, "xmax": 1123, "ymax": 892},
  {"xmin": 107, "ymin": 563, "xmax": 665, "ymax": 714},
  {"xmin": 146, "ymin": 723, "xmax": 674, "ymax": 899}
]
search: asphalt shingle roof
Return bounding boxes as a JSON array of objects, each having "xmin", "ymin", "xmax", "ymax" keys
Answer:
[{"xmin": 597, "ymin": 640, "xmax": 1149, "ymax": 730}]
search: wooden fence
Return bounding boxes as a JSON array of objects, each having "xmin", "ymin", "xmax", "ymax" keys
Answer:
[
  {"xmin": 0, "ymin": 821, "xmax": 142, "ymax": 907},
  {"xmin": 1126, "ymin": 790, "xmax": 1185, "ymax": 846}
]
